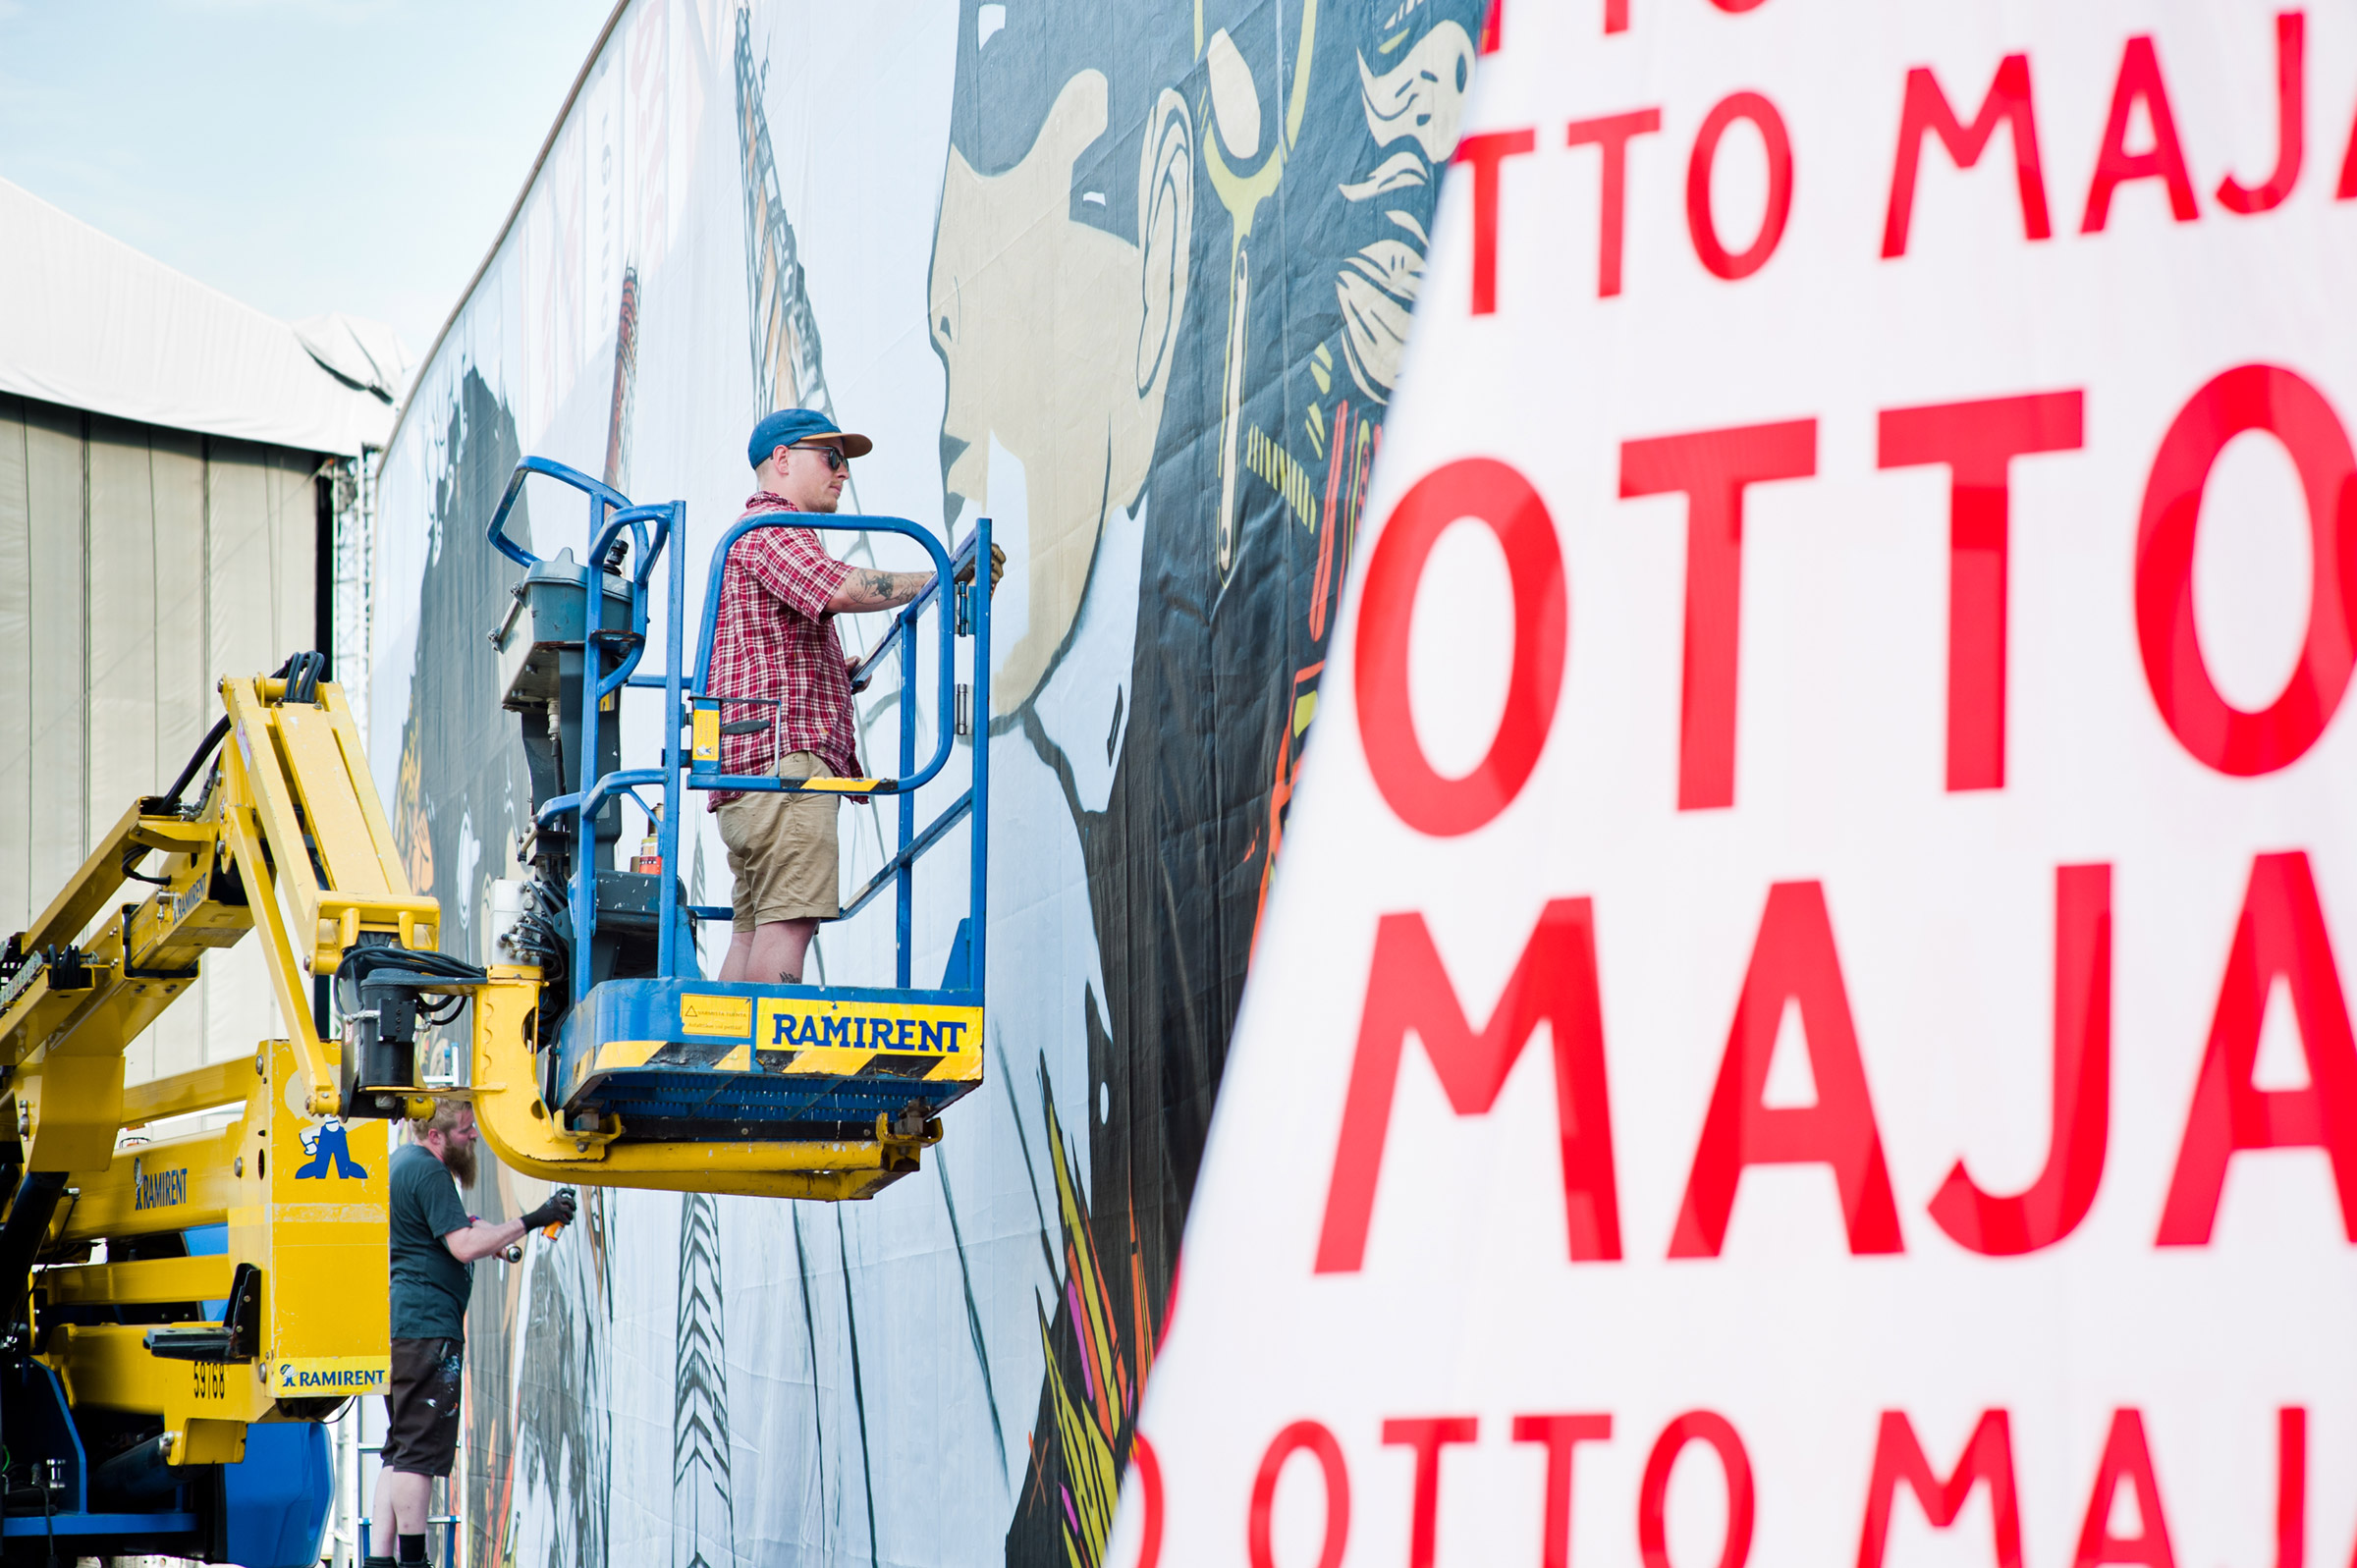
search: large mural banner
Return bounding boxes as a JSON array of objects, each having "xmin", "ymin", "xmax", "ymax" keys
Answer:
[
  {"xmin": 1142, "ymin": 2, "xmax": 2357, "ymax": 1566},
  {"xmin": 367, "ymin": 0, "xmax": 1482, "ymax": 1562}
]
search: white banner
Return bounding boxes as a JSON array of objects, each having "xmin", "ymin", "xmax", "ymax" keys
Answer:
[{"xmin": 1138, "ymin": 4, "xmax": 2357, "ymax": 1567}]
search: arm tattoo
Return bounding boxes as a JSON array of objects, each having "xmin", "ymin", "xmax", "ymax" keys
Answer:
[{"xmin": 845, "ymin": 568, "xmax": 934, "ymax": 608}]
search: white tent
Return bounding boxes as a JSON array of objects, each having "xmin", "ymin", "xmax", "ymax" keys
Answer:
[
  {"xmin": 0, "ymin": 176, "xmax": 410, "ymax": 1085},
  {"xmin": 0, "ymin": 175, "xmax": 400, "ymax": 457}
]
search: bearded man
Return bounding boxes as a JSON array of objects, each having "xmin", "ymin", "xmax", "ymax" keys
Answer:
[{"xmin": 366, "ymin": 1102, "xmax": 575, "ymax": 1568}]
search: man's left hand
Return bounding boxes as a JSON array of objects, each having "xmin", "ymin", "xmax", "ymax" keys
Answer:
[
  {"xmin": 521, "ymin": 1188, "xmax": 577, "ymax": 1232},
  {"xmin": 956, "ymin": 542, "xmax": 1008, "ymax": 593}
]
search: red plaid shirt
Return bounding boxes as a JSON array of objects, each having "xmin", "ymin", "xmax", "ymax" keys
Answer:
[{"xmin": 704, "ymin": 493, "xmax": 857, "ymax": 805}]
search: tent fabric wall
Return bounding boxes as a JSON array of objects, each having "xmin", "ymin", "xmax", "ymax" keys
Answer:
[
  {"xmin": 0, "ymin": 392, "xmax": 323, "ymax": 1086},
  {"xmin": 0, "ymin": 405, "xmax": 30, "ymax": 937}
]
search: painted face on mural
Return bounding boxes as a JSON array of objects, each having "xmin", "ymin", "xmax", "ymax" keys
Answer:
[
  {"xmin": 931, "ymin": 3, "xmax": 1479, "ymax": 711},
  {"xmin": 930, "ymin": 68, "xmax": 1192, "ymax": 712},
  {"xmin": 1336, "ymin": 19, "xmax": 1476, "ymax": 400},
  {"xmin": 929, "ymin": 12, "xmax": 1487, "ymax": 1561}
]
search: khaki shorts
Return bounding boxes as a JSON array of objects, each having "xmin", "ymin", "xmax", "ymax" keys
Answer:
[{"xmin": 717, "ymin": 750, "xmax": 841, "ymax": 930}]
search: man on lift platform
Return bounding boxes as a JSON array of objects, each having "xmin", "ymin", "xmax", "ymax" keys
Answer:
[
  {"xmin": 367, "ymin": 1102, "xmax": 576, "ymax": 1568},
  {"xmin": 707, "ymin": 406, "xmax": 1004, "ymax": 985}
]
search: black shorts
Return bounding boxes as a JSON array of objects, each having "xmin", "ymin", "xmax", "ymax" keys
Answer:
[{"xmin": 381, "ymin": 1337, "xmax": 464, "ymax": 1477}]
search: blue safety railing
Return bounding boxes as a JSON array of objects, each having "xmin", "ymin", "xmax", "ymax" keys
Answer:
[{"xmin": 483, "ymin": 458, "xmax": 990, "ymax": 1010}]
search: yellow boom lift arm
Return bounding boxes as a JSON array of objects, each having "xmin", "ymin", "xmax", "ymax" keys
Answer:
[
  {"xmin": 0, "ymin": 466, "xmax": 990, "ymax": 1533},
  {"xmin": 0, "ymin": 660, "xmax": 414, "ymax": 1505}
]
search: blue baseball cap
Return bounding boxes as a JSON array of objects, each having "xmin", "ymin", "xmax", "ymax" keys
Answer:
[{"xmin": 748, "ymin": 407, "xmax": 872, "ymax": 468}]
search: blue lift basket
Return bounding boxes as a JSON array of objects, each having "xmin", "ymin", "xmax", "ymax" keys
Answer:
[{"xmin": 484, "ymin": 458, "xmax": 989, "ymax": 1195}]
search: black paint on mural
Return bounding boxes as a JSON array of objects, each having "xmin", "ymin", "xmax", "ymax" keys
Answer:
[{"xmin": 940, "ymin": 0, "xmax": 1480, "ymax": 1560}]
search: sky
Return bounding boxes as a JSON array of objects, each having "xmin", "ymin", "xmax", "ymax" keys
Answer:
[{"xmin": 0, "ymin": 0, "xmax": 621, "ymax": 368}]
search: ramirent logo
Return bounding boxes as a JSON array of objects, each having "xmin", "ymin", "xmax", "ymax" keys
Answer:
[
  {"xmin": 278, "ymin": 1364, "xmax": 384, "ymax": 1390},
  {"xmin": 295, "ymin": 1118, "xmax": 368, "ymax": 1181},
  {"xmin": 131, "ymin": 1157, "xmax": 189, "ymax": 1212},
  {"xmin": 765, "ymin": 1012, "xmax": 968, "ymax": 1053}
]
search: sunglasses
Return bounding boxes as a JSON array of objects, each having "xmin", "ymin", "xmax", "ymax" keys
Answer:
[{"xmin": 792, "ymin": 443, "xmax": 850, "ymax": 472}]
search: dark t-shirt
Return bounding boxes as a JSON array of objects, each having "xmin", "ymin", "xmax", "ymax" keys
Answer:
[{"xmin": 388, "ymin": 1143, "xmax": 472, "ymax": 1339}]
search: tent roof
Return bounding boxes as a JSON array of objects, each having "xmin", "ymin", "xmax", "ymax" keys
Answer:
[{"xmin": 0, "ymin": 176, "xmax": 404, "ymax": 457}]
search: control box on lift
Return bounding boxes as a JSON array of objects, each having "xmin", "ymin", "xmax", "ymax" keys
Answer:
[{"xmin": 490, "ymin": 540, "xmax": 692, "ymax": 1015}]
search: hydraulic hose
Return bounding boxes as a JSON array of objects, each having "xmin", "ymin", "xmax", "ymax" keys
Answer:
[
  {"xmin": 339, "ymin": 946, "xmax": 486, "ymax": 987},
  {"xmin": 151, "ymin": 649, "xmax": 325, "ymax": 818},
  {"xmin": 154, "ymin": 716, "xmax": 230, "ymax": 816},
  {"xmin": 271, "ymin": 649, "xmax": 327, "ymax": 706}
]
